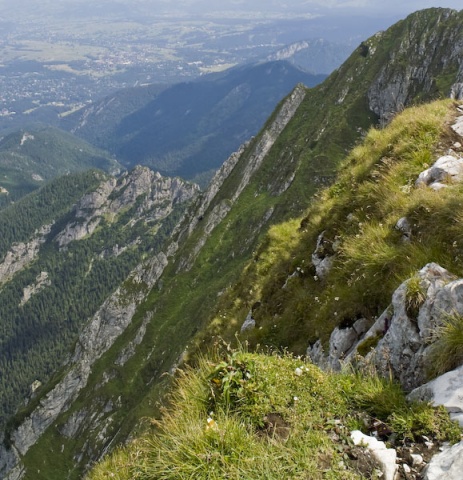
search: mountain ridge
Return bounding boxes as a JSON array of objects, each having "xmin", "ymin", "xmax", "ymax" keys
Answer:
[
  {"xmin": 1, "ymin": 7, "xmax": 463, "ymax": 479},
  {"xmin": 62, "ymin": 60, "xmax": 326, "ymax": 186}
]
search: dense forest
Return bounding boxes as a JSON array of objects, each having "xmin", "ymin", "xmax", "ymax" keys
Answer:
[{"xmin": 0, "ymin": 170, "xmax": 186, "ymax": 430}]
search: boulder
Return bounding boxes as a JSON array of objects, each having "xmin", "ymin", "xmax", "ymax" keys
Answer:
[
  {"xmin": 351, "ymin": 430, "xmax": 397, "ymax": 480},
  {"xmin": 408, "ymin": 364, "xmax": 463, "ymax": 427},
  {"xmin": 423, "ymin": 441, "xmax": 463, "ymax": 480},
  {"xmin": 241, "ymin": 310, "xmax": 256, "ymax": 333},
  {"xmin": 415, "ymin": 155, "xmax": 463, "ymax": 189}
]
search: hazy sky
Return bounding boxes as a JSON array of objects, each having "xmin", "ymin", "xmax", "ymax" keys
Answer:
[{"xmin": 1, "ymin": 0, "xmax": 462, "ymax": 17}]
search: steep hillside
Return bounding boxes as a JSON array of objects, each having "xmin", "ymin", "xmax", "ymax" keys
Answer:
[
  {"xmin": 93, "ymin": 97, "xmax": 463, "ymax": 480},
  {"xmin": 0, "ymin": 167, "xmax": 197, "ymax": 436},
  {"xmin": 1, "ymin": 8, "xmax": 463, "ymax": 480},
  {"xmin": 0, "ymin": 127, "xmax": 122, "ymax": 207},
  {"xmin": 63, "ymin": 61, "xmax": 326, "ymax": 186}
]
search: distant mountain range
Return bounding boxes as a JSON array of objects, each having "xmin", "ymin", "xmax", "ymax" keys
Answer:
[
  {"xmin": 62, "ymin": 61, "xmax": 326, "ymax": 186},
  {"xmin": 267, "ymin": 38, "xmax": 353, "ymax": 74}
]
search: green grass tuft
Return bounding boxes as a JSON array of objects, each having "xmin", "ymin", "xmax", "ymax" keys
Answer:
[{"xmin": 427, "ymin": 311, "xmax": 463, "ymax": 378}]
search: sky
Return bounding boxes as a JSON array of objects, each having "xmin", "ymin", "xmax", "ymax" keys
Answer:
[{"xmin": 1, "ymin": 0, "xmax": 462, "ymax": 18}]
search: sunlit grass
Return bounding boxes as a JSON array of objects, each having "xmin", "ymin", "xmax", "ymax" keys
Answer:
[{"xmin": 88, "ymin": 348, "xmax": 460, "ymax": 479}]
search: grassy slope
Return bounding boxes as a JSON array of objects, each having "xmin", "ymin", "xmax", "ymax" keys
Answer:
[
  {"xmin": 202, "ymin": 99, "xmax": 463, "ymax": 354},
  {"xmin": 88, "ymin": 347, "xmax": 460, "ymax": 480},
  {"xmin": 88, "ymin": 97, "xmax": 463, "ymax": 479}
]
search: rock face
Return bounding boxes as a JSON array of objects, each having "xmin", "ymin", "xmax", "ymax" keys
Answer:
[
  {"xmin": 311, "ymin": 231, "xmax": 337, "ymax": 280},
  {"xmin": 307, "ymin": 319, "xmax": 370, "ymax": 370},
  {"xmin": 0, "ymin": 224, "xmax": 52, "ymax": 285},
  {"xmin": 177, "ymin": 84, "xmax": 306, "ymax": 272},
  {"xmin": 20, "ymin": 271, "xmax": 51, "ymax": 306},
  {"xmin": 240, "ymin": 310, "xmax": 256, "ymax": 333},
  {"xmin": 308, "ymin": 263, "xmax": 463, "ymax": 391},
  {"xmin": 7, "ymin": 252, "xmax": 168, "ymax": 460},
  {"xmin": 358, "ymin": 263, "xmax": 461, "ymax": 391},
  {"xmin": 0, "ymin": 168, "xmax": 199, "ymax": 478},
  {"xmin": 56, "ymin": 166, "xmax": 198, "ymax": 247},
  {"xmin": 368, "ymin": 9, "xmax": 463, "ymax": 124}
]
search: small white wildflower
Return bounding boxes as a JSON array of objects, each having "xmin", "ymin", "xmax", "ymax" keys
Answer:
[
  {"xmin": 334, "ymin": 312, "xmax": 338, "ymax": 316},
  {"xmin": 314, "ymin": 275, "xmax": 319, "ymax": 281},
  {"xmin": 295, "ymin": 367, "xmax": 303, "ymax": 376},
  {"xmin": 206, "ymin": 417, "xmax": 219, "ymax": 432},
  {"xmin": 334, "ymin": 297, "xmax": 339, "ymax": 301},
  {"xmin": 294, "ymin": 396, "xmax": 299, "ymax": 402}
]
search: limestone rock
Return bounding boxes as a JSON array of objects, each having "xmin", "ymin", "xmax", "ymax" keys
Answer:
[
  {"xmin": 8, "ymin": 252, "xmax": 169, "ymax": 459},
  {"xmin": 415, "ymin": 155, "xmax": 463, "ymax": 189},
  {"xmin": 395, "ymin": 216, "xmax": 412, "ymax": 241},
  {"xmin": 351, "ymin": 430, "xmax": 397, "ymax": 480},
  {"xmin": 177, "ymin": 85, "xmax": 305, "ymax": 272},
  {"xmin": 408, "ymin": 364, "xmax": 463, "ymax": 427},
  {"xmin": 20, "ymin": 271, "xmax": 51, "ymax": 306},
  {"xmin": 352, "ymin": 263, "xmax": 461, "ymax": 391},
  {"xmin": 231, "ymin": 84, "xmax": 306, "ymax": 203},
  {"xmin": 368, "ymin": 9, "xmax": 463, "ymax": 124},
  {"xmin": 240, "ymin": 310, "xmax": 256, "ymax": 333},
  {"xmin": 452, "ymin": 110, "xmax": 463, "ymax": 136},
  {"xmin": 450, "ymin": 84, "xmax": 463, "ymax": 100},
  {"xmin": 312, "ymin": 231, "xmax": 335, "ymax": 280},
  {"xmin": 56, "ymin": 167, "xmax": 198, "ymax": 248},
  {"xmin": 0, "ymin": 224, "xmax": 52, "ymax": 285},
  {"xmin": 326, "ymin": 318, "xmax": 370, "ymax": 370},
  {"xmin": 423, "ymin": 441, "xmax": 463, "ymax": 480}
]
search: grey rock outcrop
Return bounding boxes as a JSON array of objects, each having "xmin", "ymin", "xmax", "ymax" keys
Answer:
[
  {"xmin": 20, "ymin": 271, "xmax": 51, "ymax": 306},
  {"xmin": 240, "ymin": 310, "xmax": 256, "ymax": 333},
  {"xmin": 368, "ymin": 9, "xmax": 463, "ymax": 124},
  {"xmin": 7, "ymin": 252, "xmax": 168, "ymax": 461},
  {"xmin": 415, "ymin": 154, "xmax": 463, "ymax": 190},
  {"xmin": 231, "ymin": 84, "xmax": 306, "ymax": 203},
  {"xmin": 423, "ymin": 441, "xmax": 463, "ymax": 480},
  {"xmin": 451, "ymin": 84, "xmax": 463, "ymax": 100},
  {"xmin": 452, "ymin": 108, "xmax": 463, "ymax": 136},
  {"xmin": 56, "ymin": 166, "xmax": 198, "ymax": 247},
  {"xmin": 177, "ymin": 84, "xmax": 305, "ymax": 272},
  {"xmin": 307, "ymin": 318, "xmax": 370, "ymax": 370},
  {"xmin": 350, "ymin": 263, "xmax": 462, "ymax": 391},
  {"xmin": 311, "ymin": 231, "xmax": 338, "ymax": 280},
  {"xmin": 0, "ymin": 224, "xmax": 52, "ymax": 285},
  {"xmin": 408, "ymin": 364, "xmax": 463, "ymax": 427}
]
